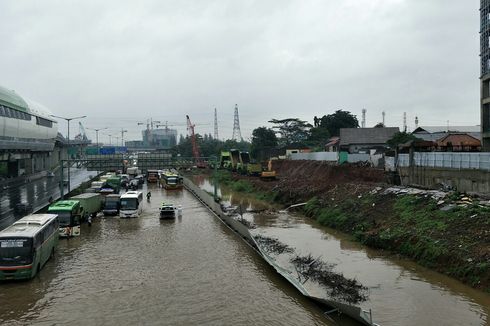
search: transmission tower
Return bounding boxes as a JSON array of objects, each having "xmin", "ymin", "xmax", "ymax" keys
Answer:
[
  {"xmin": 214, "ymin": 108, "xmax": 219, "ymax": 140},
  {"xmin": 232, "ymin": 104, "xmax": 242, "ymax": 141}
]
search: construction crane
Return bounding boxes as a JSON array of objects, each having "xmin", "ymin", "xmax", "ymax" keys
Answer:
[{"xmin": 186, "ymin": 115, "xmax": 206, "ymax": 168}]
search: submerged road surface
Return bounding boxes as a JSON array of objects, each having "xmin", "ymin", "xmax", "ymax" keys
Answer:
[{"xmin": 0, "ymin": 184, "xmax": 337, "ymax": 325}]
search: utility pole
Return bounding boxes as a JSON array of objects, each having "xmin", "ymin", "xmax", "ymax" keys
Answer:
[
  {"xmin": 232, "ymin": 104, "xmax": 242, "ymax": 141},
  {"xmin": 214, "ymin": 108, "xmax": 219, "ymax": 140},
  {"xmin": 121, "ymin": 128, "xmax": 128, "ymax": 146},
  {"xmin": 50, "ymin": 114, "xmax": 86, "ymax": 196},
  {"xmin": 87, "ymin": 127, "xmax": 107, "ymax": 175},
  {"xmin": 403, "ymin": 112, "xmax": 407, "ymax": 132}
]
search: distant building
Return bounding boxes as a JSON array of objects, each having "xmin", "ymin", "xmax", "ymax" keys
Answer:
[
  {"xmin": 126, "ymin": 128, "xmax": 177, "ymax": 151},
  {"xmin": 324, "ymin": 137, "xmax": 340, "ymax": 152},
  {"xmin": 481, "ymin": 0, "xmax": 490, "ymax": 150},
  {"xmin": 436, "ymin": 134, "xmax": 481, "ymax": 152},
  {"xmin": 412, "ymin": 126, "xmax": 481, "ymax": 142},
  {"xmin": 339, "ymin": 127, "xmax": 399, "ymax": 153}
]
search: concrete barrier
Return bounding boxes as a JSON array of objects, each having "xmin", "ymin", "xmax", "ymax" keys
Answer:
[{"xmin": 183, "ymin": 177, "xmax": 378, "ymax": 326}]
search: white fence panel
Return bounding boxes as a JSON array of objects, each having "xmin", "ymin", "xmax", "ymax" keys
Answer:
[
  {"xmin": 347, "ymin": 153, "xmax": 370, "ymax": 163},
  {"xmin": 400, "ymin": 152, "xmax": 490, "ymax": 171},
  {"xmin": 289, "ymin": 152, "xmax": 338, "ymax": 161}
]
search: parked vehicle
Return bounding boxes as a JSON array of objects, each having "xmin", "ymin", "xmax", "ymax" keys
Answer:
[
  {"xmin": 103, "ymin": 194, "xmax": 121, "ymax": 216},
  {"xmin": 0, "ymin": 214, "xmax": 59, "ymax": 280},
  {"xmin": 104, "ymin": 176, "xmax": 121, "ymax": 194},
  {"xmin": 160, "ymin": 172, "xmax": 183, "ymax": 190},
  {"xmin": 159, "ymin": 203, "xmax": 176, "ymax": 219},
  {"xmin": 128, "ymin": 179, "xmax": 140, "ymax": 190},
  {"xmin": 119, "ymin": 191, "xmax": 143, "ymax": 218},
  {"xmin": 126, "ymin": 167, "xmax": 140, "ymax": 177},
  {"xmin": 135, "ymin": 175, "xmax": 145, "ymax": 185},
  {"xmin": 70, "ymin": 193, "xmax": 102, "ymax": 220},
  {"xmin": 147, "ymin": 169, "xmax": 159, "ymax": 183},
  {"xmin": 229, "ymin": 149, "xmax": 240, "ymax": 171},
  {"xmin": 219, "ymin": 151, "xmax": 231, "ymax": 169},
  {"xmin": 48, "ymin": 200, "xmax": 82, "ymax": 237}
]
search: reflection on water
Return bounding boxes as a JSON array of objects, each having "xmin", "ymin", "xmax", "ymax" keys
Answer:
[
  {"xmin": 196, "ymin": 175, "xmax": 490, "ymax": 326},
  {"xmin": 251, "ymin": 210, "xmax": 490, "ymax": 326},
  {"xmin": 0, "ymin": 184, "xmax": 333, "ymax": 326}
]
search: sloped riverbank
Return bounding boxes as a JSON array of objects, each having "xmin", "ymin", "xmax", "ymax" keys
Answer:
[{"xmin": 209, "ymin": 161, "xmax": 490, "ymax": 292}]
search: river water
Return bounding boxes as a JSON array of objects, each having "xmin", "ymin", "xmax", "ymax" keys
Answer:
[
  {"xmin": 194, "ymin": 176, "xmax": 490, "ymax": 326},
  {"xmin": 0, "ymin": 183, "xmax": 341, "ymax": 326}
]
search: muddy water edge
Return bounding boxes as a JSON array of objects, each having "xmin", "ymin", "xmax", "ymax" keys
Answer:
[{"xmin": 191, "ymin": 175, "xmax": 490, "ymax": 326}]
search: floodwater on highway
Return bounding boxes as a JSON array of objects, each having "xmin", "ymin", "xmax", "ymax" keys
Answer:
[
  {"xmin": 193, "ymin": 175, "xmax": 490, "ymax": 326},
  {"xmin": 0, "ymin": 183, "xmax": 346, "ymax": 326}
]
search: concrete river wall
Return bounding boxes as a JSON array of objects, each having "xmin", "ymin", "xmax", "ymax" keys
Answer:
[{"xmin": 183, "ymin": 177, "xmax": 378, "ymax": 326}]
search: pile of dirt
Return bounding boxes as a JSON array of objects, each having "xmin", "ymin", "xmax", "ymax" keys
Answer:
[{"xmin": 245, "ymin": 160, "xmax": 386, "ymax": 204}]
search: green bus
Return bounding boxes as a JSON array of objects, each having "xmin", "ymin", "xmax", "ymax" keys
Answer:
[
  {"xmin": 0, "ymin": 214, "xmax": 59, "ymax": 280},
  {"xmin": 48, "ymin": 200, "xmax": 82, "ymax": 237}
]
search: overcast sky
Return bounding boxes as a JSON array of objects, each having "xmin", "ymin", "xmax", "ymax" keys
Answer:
[{"xmin": 0, "ymin": 0, "xmax": 480, "ymax": 143}]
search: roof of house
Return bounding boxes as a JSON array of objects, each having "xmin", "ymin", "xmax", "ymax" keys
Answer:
[
  {"xmin": 339, "ymin": 127, "xmax": 399, "ymax": 146},
  {"xmin": 413, "ymin": 126, "xmax": 481, "ymax": 134},
  {"xmin": 325, "ymin": 137, "xmax": 340, "ymax": 147},
  {"xmin": 436, "ymin": 133, "xmax": 481, "ymax": 147}
]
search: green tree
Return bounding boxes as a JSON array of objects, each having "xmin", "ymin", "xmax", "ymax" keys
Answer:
[
  {"xmin": 251, "ymin": 127, "xmax": 278, "ymax": 160},
  {"xmin": 268, "ymin": 118, "xmax": 312, "ymax": 146},
  {"xmin": 306, "ymin": 126, "xmax": 330, "ymax": 149},
  {"xmin": 320, "ymin": 110, "xmax": 359, "ymax": 136},
  {"xmin": 387, "ymin": 132, "xmax": 418, "ymax": 149}
]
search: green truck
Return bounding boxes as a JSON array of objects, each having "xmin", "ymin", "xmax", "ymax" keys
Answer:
[
  {"xmin": 69, "ymin": 193, "xmax": 102, "ymax": 220},
  {"xmin": 103, "ymin": 176, "xmax": 121, "ymax": 194}
]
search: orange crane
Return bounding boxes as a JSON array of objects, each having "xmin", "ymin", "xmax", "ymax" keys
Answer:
[{"xmin": 186, "ymin": 115, "xmax": 207, "ymax": 168}]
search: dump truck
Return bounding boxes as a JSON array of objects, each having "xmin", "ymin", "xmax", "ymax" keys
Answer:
[
  {"xmin": 237, "ymin": 151, "xmax": 251, "ymax": 174},
  {"xmin": 219, "ymin": 151, "xmax": 231, "ymax": 169},
  {"xmin": 229, "ymin": 149, "xmax": 240, "ymax": 171},
  {"xmin": 70, "ymin": 193, "xmax": 102, "ymax": 220},
  {"xmin": 260, "ymin": 159, "xmax": 277, "ymax": 180},
  {"xmin": 246, "ymin": 159, "xmax": 262, "ymax": 176}
]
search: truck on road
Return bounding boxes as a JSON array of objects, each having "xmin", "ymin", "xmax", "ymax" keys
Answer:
[{"xmin": 70, "ymin": 193, "xmax": 102, "ymax": 220}]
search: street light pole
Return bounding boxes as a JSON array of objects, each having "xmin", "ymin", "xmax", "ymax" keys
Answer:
[
  {"xmin": 87, "ymin": 127, "xmax": 108, "ymax": 174},
  {"xmin": 121, "ymin": 129, "xmax": 128, "ymax": 147},
  {"xmin": 51, "ymin": 115, "xmax": 86, "ymax": 196}
]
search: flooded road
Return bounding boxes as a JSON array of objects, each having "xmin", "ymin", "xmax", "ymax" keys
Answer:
[
  {"xmin": 193, "ymin": 176, "xmax": 490, "ymax": 326},
  {"xmin": 0, "ymin": 168, "xmax": 94, "ymax": 230},
  {"xmin": 0, "ymin": 183, "xmax": 335, "ymax": 325}
]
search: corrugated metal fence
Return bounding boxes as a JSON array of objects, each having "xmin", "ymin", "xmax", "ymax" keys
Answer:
[{"xmin": 398, "ymin": 152, "xmax": 490, "ymax": 170}]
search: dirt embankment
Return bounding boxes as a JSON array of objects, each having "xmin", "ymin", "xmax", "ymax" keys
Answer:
[{"xmin": 228, "ymin": 160, "xmax": 490, "ymax": 292}]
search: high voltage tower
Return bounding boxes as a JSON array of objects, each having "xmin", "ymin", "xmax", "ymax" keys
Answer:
[
  {"xmin": 232, "ymin": 104, "xmax": 242, "ymax": 141},
  {"xmin": 214, "ymin": 107, "xmax": 219, "ymax": 140}
]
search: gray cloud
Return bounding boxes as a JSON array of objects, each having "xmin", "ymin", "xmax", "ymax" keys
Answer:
[{"xmin": 0, "ymin": 0, "xmax": 479, "ymax": 142}]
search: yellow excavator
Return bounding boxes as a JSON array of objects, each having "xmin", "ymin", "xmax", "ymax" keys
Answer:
[{"xmin": 260, "ymin": 159, "xmax": 276, "ymax": 180}]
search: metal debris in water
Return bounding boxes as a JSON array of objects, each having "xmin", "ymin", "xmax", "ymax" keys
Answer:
[
  {"xmin": 254, "ymin": 235, "xmax": 294, "ymax": 255},
  {"xmin": 290, "ymin": 254, "xmax": 368, "ymax": 304}
]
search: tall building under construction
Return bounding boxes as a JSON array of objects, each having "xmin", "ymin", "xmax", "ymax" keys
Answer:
[
  {"xmin": 126, "ymin": 127, "xmax": 177, "ymax": 150},
  {"xmin": 481, "ymin": 0, "xmax": 490, "ymax": 150}
]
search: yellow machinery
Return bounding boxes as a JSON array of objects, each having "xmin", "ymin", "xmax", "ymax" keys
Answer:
[{"xmin": 260, "ymin": 159, "xmax": 276, "ymax": 180}]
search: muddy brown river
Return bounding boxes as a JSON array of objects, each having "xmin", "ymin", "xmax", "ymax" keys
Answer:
[
  {"xmin": 0, "ymin": 184, "xmax": 337, "ymax": 325},
  {"xmin": 195, "ymin": 176, "xmax": 490, "ymax": 326}
]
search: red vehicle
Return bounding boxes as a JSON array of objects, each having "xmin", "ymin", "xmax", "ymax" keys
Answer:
[{"xmin": 146, "ymin": 170, "xmax": 159, "ymax": 183}]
